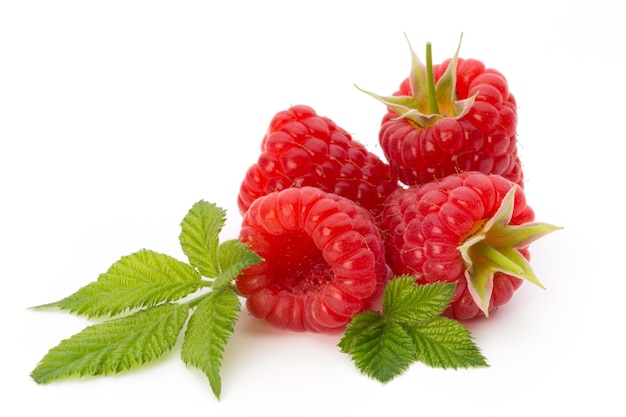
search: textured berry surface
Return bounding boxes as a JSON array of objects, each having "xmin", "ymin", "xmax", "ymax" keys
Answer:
[
  {"xmin": 236, "ymin": 186, "xmax": 391, "ymax": 332},
  {"xmin": 381, "ymin": 171, "xmax": 555, "ymax": 320},
  {"xmin": 237, "ymin": 105, "xmax": 398, "ymax": 219}
]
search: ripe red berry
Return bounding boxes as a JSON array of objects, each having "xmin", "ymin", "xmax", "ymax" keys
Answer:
[
  {"xmin": 237, "ymin": 105, "xmax": 398, "ymax": 220},
  {"xmin": 359, "ymin": 37, "xmax": 523, "ymax": 188},
  {"xmin": 236, "ymin": 186, "xmax": 392, "ymax": 332},
  {"xmin": 381, "ymin": 171, "xmax": 559, "ymax": 320}
]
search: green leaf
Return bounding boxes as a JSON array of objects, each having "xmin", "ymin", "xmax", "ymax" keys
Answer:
[
  {"xmin": 408, "ymin": 317, "xmax": 488, "ymax": 369},
  {"xmin": 339, "ymin": 310, "xmax": 382, "ymax": 354},
  {"xmin": 31, "ymin": 200, "xmax": 266, "ymax": 398},
  {"xmin": 31, "ymin": 303, "xmax": 189, "ymax": 384},
  {"xmin": 33, "ymin": 249, "xmax": 203, "ymax": 318},
  {"xmin": 383, "ymin": 276, "xmax": 456, "ymax": 323},
  {"xmin": 179, "ymin": 200, "xmax": 227, "ymax": 278},
  {"xmin": 212, "ymin": 239, "xmax": 262, "ymax": 290},
  {"xmin": 347, "ymin": 319, "xmax": 416, "ymax": 383},
  {"xmin": 181, "ymin": 287, "xmax": 241, "ymax": 400},
  {"xmin": 341, "ymin": 279, "xmax": 487, "ymax": 383}
]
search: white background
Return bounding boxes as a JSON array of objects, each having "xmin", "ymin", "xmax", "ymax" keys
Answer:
[{"xmin": 2, "ymin": 1, "xmax": 623, "ymax": 415}]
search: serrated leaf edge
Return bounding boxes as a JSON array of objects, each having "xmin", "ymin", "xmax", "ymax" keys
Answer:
[
  {"xmin": 181, "ymin": 287, "xmax": 241, "ymax": 400},
  {"xmin": 31, "ymin": 303, "xmax": 189, "ymax": 384}
]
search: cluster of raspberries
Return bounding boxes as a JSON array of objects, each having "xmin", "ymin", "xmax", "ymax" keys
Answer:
[{"xmin": 234, "ymin": 39, "xmax": 556, "ymax": 332}]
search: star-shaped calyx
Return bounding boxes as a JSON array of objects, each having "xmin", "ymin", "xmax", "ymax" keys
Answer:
[
  {"xmin": 457, "ymin": 186, "xmax": 562, "ymax": 316},
  {"xmin": 356, "ymin": 34, "xmax": 476, "ymax": 129}
]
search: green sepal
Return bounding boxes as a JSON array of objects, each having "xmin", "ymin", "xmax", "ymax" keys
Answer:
[
  {"xmin": 356, "ymin": 33, "xmax": 477, "ymax": 129},
  {"xmin": 458, "ymin": 187, "xmax": 562, "ymax": 316}
]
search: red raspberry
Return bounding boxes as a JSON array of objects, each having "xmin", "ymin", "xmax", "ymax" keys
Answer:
[
  {"xmin": 236, "ymin": 186, "xmax": 391, "ymax": 332},
  {"xmin": 381, "ymin": 171, "xmax": 559, "ymax": 320},
  {"xmin": 360, "ymin": 37, "xmax": 523, "ymax": 188},
  {"xmin": 237, "ymin": 105, "xmax": 398, "ymax": 220}
]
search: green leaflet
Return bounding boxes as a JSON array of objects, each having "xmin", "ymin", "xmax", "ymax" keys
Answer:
[
  {"xmin": 339, "ymin": 310, "xmax": 381, "ymax": 353},
  {"xmin": 340, "ymin": 277, "xmax": 487, "ymax": 383},
  {"xmin": 33, "ymin": 249, "xmax": 203, "ymax": 318},
  {"xmin": 182, "ymin": 287, "xmax": 241, "ymax": 400},
  {"xmin": 409, "ymin": 317, "xmax": 488, "ymax": 369},
  {"xmin": 213, "ymin": 239, "xmax": 263, "ymax": 290},
  {"xmin": 179, "ymin": 200, "xmax": 227, "ymax": 278},
  {"xmin": 179, "ymin": 200, "xmax": 261, "ymax": 289},
  {"xmin": 347, "ymin": 319, "xmax": 415, "ymax": 383},
  {"xmin": 383, "ymin": 276, "xmax": 455, "ymax": 323},
  {"xmin": 31, "ymin": 303, "xmax": 189, "ymax": 384}
]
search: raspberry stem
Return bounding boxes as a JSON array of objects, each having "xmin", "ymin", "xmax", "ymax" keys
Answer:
[
  {"xmin": 425, "ymin": 42, "xmax": 440, "ymax": 115},
  {"xmin": 356, "ymin": 34, "xmax": 477, "ymax": 129}
]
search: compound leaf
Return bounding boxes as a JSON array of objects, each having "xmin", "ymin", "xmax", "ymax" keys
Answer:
[{"xmin": 342, "ymin": 279, "xmax": 487, "ymax": 383}]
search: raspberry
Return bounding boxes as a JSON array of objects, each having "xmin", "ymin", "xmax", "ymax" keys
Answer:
[
  {"xmin": 381, "ymin": 171, "xmax": 559, "ymax": 320},
  {"xmin": 237, "ymin": 105, "xmax": 398, "ymax": 220},
  {"xmin": 236, "ymin": 186, "xmax": 391, "ymax": 332},
  {"xmin": 359, "ymin": 38, "xmax": 524, "ymax": 188}
]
